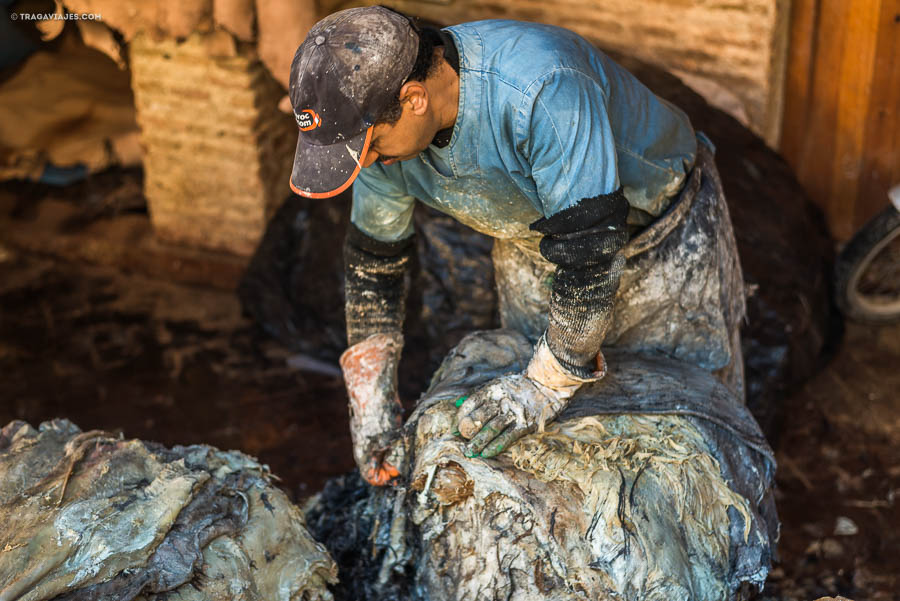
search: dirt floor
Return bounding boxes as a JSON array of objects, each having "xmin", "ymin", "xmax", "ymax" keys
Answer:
[
  {"xmin": 1, "ymin": 182, "xmax": 898, "ymax": 600},
  {"xmin": 763, "ymin": 320, "xmax": 900, "ymax": 601}
]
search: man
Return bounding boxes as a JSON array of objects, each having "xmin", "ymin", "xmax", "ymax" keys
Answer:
[{"xmin": 288, "ymin": 6, "xmax": 745, "ymax": 486}]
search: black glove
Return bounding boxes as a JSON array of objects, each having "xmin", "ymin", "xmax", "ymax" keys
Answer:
[
  {"xmin": 530, "ymin": 188, "xmax": 629, "ymax": 378},
  {"xmin": 343, "ymin": 222, "xmax": 414, "ymax": 346}
]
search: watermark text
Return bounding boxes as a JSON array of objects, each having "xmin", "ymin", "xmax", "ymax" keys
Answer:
[{"xmin": 10, "ymin": 12, "xmax": 102, "ymax": 21}]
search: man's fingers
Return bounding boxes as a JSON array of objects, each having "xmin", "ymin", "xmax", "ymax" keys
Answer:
[
  {"xmin": 456, "ymin": 392, "xmax": 483, "ymax": 417},
  {"xmin": 458, "ymin": 396, "xmax": 501, "ymax": 439},
  {"xmin": 364, "ymin": 459, "xmax": 400, "ymax": 486},
  {"xmin": 453, "ymin": 393, "xmax": 482, "ymax": 437},
  {"xmin": 464, "ymin": 414, "xmax": 515, "ymax": 457},
  {"xmin": 479, "ymin": 425, "xmax": 531, "ymax": 458}
]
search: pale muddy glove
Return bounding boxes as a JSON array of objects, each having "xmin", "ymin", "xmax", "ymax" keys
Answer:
[
  {"xmin": 340, "ymin": 332, "xmax": 406, "ymax": 486},
  {"xmin": 456, "ymin": 333, "xmax": 607, "ymax": 458}
]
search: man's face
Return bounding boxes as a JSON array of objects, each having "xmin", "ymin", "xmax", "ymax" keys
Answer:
[
  {"xmin": 361, "ymin": 80, "xmax": 437, "ymax": 168},
  {"xmin": 362, "ymin": 111, "xmax": 434, "ymax": 167}
]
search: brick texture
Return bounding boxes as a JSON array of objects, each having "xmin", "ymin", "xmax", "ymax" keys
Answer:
[
  {"xmin": 130, "ymin": 32, "xmax": 294, "ymax": 256},
  {"xmin": 326, "ymin": 0, "xmax": 790, "ymax": 145}
]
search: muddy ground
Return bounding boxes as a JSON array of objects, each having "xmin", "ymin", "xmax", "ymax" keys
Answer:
[{"xmin": 1, "ymin": 174, "xmax": 898, "ymax": 601}]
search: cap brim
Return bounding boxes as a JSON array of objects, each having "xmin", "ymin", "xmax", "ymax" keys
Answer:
[{"xmin": 290, "ymin": 126, "xmax": 372, "ymax": 198}]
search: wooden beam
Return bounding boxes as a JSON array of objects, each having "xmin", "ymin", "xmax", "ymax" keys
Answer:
[
  {"xmin": 793, "ymin": 0, "xmax": 849, "ymax": 235},
  {"xmin": 780, "ymin": 0, "xmax": 818, "ymax": 162},
  {"xmin": 857, "ymin": 0, "xmax": 900, "ymax": 228},
  {"xmin": 829, "ymin": 0, "xmax": 882, "ymax": 239}
]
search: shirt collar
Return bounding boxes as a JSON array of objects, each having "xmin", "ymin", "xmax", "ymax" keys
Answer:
[{"xmin": 428, "ymin": 27, "xmax": 459, "ymax": 148}]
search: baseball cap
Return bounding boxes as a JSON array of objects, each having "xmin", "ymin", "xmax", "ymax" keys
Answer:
[{"xmin": 288, "ymin": 7, "xmax": 419, "ymax": 198}]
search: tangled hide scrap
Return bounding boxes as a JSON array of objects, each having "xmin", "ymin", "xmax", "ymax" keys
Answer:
[{"xmin": 0, "ymin": 420, "xmax": 336, "ymax": 601}]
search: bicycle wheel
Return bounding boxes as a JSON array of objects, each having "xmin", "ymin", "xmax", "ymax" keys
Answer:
[{"xmin": 834, "ymin": 205, "xmax": 900, "ymax": 323}]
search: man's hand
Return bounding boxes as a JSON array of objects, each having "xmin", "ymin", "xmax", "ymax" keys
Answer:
[
  {"xmin": 455, "ymin": 334, "xmax": 606, "ymax": 458},
  {"xmin": 340, "ymin": 332, "xmax": 405, "ymax": 486},
  {"xmin": 455, "ymin": 373, "xmax": 567, "ymax": 458}
]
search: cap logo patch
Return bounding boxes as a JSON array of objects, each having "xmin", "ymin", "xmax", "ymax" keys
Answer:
[{"xmin": 295, "ymin": 109, "xmax": 321, "ymax": 131}]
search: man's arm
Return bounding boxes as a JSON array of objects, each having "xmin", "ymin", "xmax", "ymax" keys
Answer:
[
  {"xmin": 524, "ymin": 69, "xmax": 627, "ymax": 376},
  {"xmin": 344, "ymin": 222, "xmax": 413, "ymax": 346},
  {"xmin": 530, "ymin": 189, "xmax": 629, "ymax": 378},
  {"xmin": 341, "ymin": 167, "xmax": 416, "ymax": 485},
  {"xmin": 456, "ymin": 191, "xmax": 629, "ymax": 457},
  {"xmin": 457, "ymin": 71, "xmax": 628, "ymax": 456},
  {"xmin": 340, "ymin": 224, "xmax": 415, "ymax": 486}
]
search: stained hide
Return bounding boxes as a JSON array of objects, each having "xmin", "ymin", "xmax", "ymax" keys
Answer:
[
  {"xmin": 0, "ymin": 420, "xmax": 337, "ymax": 601},
  {"xmin": 307, "ymin": 330, "xmax": 778, "ymax": 601}
]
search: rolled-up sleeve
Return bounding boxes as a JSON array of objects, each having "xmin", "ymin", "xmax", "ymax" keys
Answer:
[
  {"xmin": 351, "ymin": 164, "xmax": 416, "ymax": 242},
  {"xmin": 518, "ymin": 70, "xmax": 619, "ymax": 217}
]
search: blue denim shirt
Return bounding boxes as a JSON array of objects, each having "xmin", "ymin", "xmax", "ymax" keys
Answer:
[{"xmin": 352, "ymin": 20, "xmax": 697, "ymax": 242}]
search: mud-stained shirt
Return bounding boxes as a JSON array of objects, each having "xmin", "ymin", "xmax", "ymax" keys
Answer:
[{"xmin": 351, "ymin": 20, "xmax": 697, "ymax": 242}]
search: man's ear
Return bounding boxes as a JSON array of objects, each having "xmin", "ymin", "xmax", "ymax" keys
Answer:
[{"xmin": 398, "ymin": 81, "xmax": 428, "ymax": 116}]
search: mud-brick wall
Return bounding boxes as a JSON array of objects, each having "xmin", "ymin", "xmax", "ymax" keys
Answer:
[
  {"xmin": 130, "ymin": 33, "xmax": 295, "ymax": 256},
  {"xmin": 327, "ymin": 0, "xmax": 790, "ymax": 147}
]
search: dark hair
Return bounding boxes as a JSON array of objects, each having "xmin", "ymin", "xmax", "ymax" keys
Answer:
[{"xmin": 375, "ymin": 9, "xmax": 441, "ymax": 125}]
